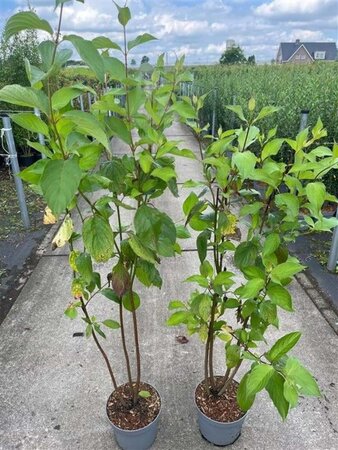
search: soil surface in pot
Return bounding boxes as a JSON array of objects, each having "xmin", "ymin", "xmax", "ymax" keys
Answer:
[
  {"xmin": 195, "ymin": 377, "xmax": 245, "ymax": 423},
  {"xmin": 107, "ymin": 382, "xmax": 160, "ymax": 431}
]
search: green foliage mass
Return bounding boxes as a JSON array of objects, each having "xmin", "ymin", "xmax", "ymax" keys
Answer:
[
  {"xmin": 0, "ymin": 28, "xmax": 41, "ymax": 154},
  {"xmin": 191, "ymin": 63, "xmax": 338, "ymax": 195}
]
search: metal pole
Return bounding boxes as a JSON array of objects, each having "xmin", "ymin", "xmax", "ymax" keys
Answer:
[
  {"xmin": 211, "ymin": 89, "xmax": 216, "ymax": 137},
  {"xmin": 79, "ymin": 94, "xmax": 84, "ymax": 112},
  {"xmin": 34, "ymin": 108, "xmax": 46, "ymax": 159},
  {"xmin": 327, "ymin": 207, "xmax": 338, "ymax": 272},
  {"xmin": 299, "ymin": 109, "xmax": 309, "ymax": 131},
  {"xmin": 2, "ymin": 116, "xmax": 30, "ymax": 229}
]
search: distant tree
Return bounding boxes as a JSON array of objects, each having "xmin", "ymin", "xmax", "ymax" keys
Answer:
[
  {"xmin": 141, "ymin": 55, "xmax": 150, "ymax": 64},
  {"xmin": 219, "ymin": 46, "xmax": 246, "ymax": 65},
  {"xmin": 130, "ymin": 58, "xmax": 136, "ymax": 66},
  {"xmin": 65, "ymin": 59, "xmax": 87, "ymax": 67},
  {"xmin": 271, "ymin": 58, "xmax": 276, "ymax": 64},
  {"xmin": 0, "ymin": 29, "xmax": 40, "ymax": 87},
  {"xmin": 247, "ymin": 55, "xmax": 256, "ymax": 65}
]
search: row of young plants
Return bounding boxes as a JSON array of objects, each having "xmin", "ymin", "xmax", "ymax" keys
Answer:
[
  {"xmin": 191, "ymin": 63, "xmax": 338, "ymax": 197},
  {"xmin": 0, "ymin": 2, "xmax": 337, "ymax": 449}
]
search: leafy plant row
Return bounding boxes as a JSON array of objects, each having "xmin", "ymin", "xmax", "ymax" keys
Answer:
[{"xmin": 191, "ymin": 63, "xmax": 338, "ymax": 196}]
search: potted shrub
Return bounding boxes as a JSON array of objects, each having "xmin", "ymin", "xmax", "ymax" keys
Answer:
[
  {"xmin": 0, "ymin": 2, "xmax": 195, "ymax": 449},
  {"xmin": 168, "ymin": 98, "xmax": 338, "ymax": 445}
]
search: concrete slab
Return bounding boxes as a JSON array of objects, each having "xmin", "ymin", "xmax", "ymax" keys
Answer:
[{"xmin": 1, "ymin": 120, "xmax": 337, "ymax": 450}]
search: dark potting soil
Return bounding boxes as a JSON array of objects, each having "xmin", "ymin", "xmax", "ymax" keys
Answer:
[
  {"xmin": 106, "ymin": 382, "xmax": 160, "ymax": 431},
  {"xmin": 195, "ymin": 377, "xmax": 245, "ymax": 423}
]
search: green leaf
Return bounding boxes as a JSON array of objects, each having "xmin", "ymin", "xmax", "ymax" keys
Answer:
[
  {"xmin": 168, "ymin": 300, "xmax": 186, "ymax": 310},
  {"xmin": 213, "ymin": 271, "xmax": 234, "ymax": 287},
  {"xmin": 52, "ymin": 86, "xmax": 88, "ymax": 110},
  {"xmin": 275, "ymin": 193, "xmax": 300, "ymax": 221},
  {"xmin": 261, "ymin": 139, "xmax": 284, "ymax": 160},
  {"xmin": 135, "ymin": 260, "xmax": 162, "ymax": 288},
  {"xmin": 283, "ymin": 380, "xmax": 298, "ymax": 408},
  {"xmin": 200, "ymin": 260, "xmax": 213, "ymax": 278},
  {"xmin": 103, "ymin": 56, "xmax": 126, "ymax": 81},
  {"xmin": 240, "ymin": 278, "xmax": 265, "ymax": 299},
  {"xmin": 283, "ymin": 357, "xmax": 320, "ymax": 397},
  {"xmin": 63, "ymin": 111, "xmax": 110, "ymax": 150},
  {"xmin": 10, "ymin": 112, "xmax": 49, "ymax": 136},
  {"xmin": 253, "ymin": 106, "xmax": 279, "ymax": 123},
  {"xmin": 4, "ymin": 11, "xmax": 53, "ymax": 40},
  {"xmin": 128, "ymin": 33, "xmax": 157, "ymax": 51},
  {"xmin": 102, "ymin": 319, "xmax": 120, "ymax": 329},
  {"xmin": 82, "ymin": 215, "xmax": 114, "ymax": 262},
  {"xmin": 196, "ymin": 230, "xmax": 208, "ymax": 263},
  {"xmin": 151, "ymin": 167, "xmax": 176, "ymax": 182},
  {"xmin": 226, "ymin": 105, "xmax": 246, "ymax": 122},
  {"xmin": 128, "ymin": 86, "xmax": 146, "ymax": 115},
  {"xmin": 266, "ymin": 372, "xmax": 289, "ymax": 420},
  {"xmin": 232, "ymin": 151, "xmax": 257, "ymax": 179},
  {"xmin": 237, "ymin": 373, "xmax": 256, "ymax": 411},
  {"xmin": 185, "ymin": 274, "xmax": 209, "ymax": 288},
  {"xmin": 241, "ymin": 299, "xmax": 256, "ymax": 319},
  {"xmin": 267, "ymin": 284, "xmax": 293, "ymax": 311},
  {"xmin": 270, "ymin": 261, "xmax": 305, "ymax": 283},
  {"xmin": 114, "ymin": 3, "xmax": 131, "ymax": 26},
  {"xmin": 41, "ymin": 159, "xmax": 82, "ymax": 215},
  {"xmin": 226, "ymin": 344, "xmax": 241, "ymax": 369},
  {"xmin": 240, "ymin": 202, "xmax": 264, "ymax": 217},
  {"xmin": 198, "ymin": 294, "xmax": 211, "ymax": 321},
  {"xmin": 63, "ymin": 35, "xmax": 105, "ymax": 82},
  {"xmin": 306, "ymin": 182, "xmax": 326, "ymax": 215},
  {"xmin": 106, "ymin": 116, "xmax": 132, "ymax": 145},
  {"xmin": 176, "ymin": 225, "xmax": 191, "ymax": 239},
  {"xmin": 266, "ymin": 332, "xmax": 301, "ymax": 362},
  {"xmin": 64, "ymin": 305, "xmax": 78, "ymax": 320},
  {"xmin": 166, "ymin": 311, "xmax": 189, "ymax": 326},
  {"xmin": 246, "ymin": 364, "xmax": 274, "ymax": 398},
  {"xmin": 263, "ymin": 233, "xmax": 281, "ymax": 257},
  {"xmin": 129, "ymin": 236, "xmax": 156, "ymax": 264},
  {"xmin": 78, "ymin": 143, "xmax": 103, "ymax": 171},
  {"xmin": 183, "ymin": 192, "xmax": 199, "ymax": 216},
  {"xmin": 92, "ymin": 36, "xmax": 121, "ymax": 51},
  {"xmin": 101, "ymin": 288, "xmax": 120, "ymax": 303},
  {"xmin": 19, "ymin": 159, "xmax": 47, "ymax": 185},
  {"xmin": 234, "ymin": 240, "xmax": 259, "ymax": 270},
  {"xmin": 75, "ymin": 253, "xmax": 93, "ymax": 283},
  {"xmin": 0, "ymin": 85, "xmax": 49, "ymax": 114},
  {"xmin": 170, "ymin": 101, "xmax": 197, "ymax": 119},
  {"xmin": 138, "ymin": 390, "xmax": 151, "ymax": 399},
  {"xmin": 122, "ymin": 291, "xmax": 140, "ymax": 312}
]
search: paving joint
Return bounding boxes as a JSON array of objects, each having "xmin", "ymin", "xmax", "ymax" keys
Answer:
[{"xmin": 295, "ymin": 272, "xmax": 338, "ymax": 335}]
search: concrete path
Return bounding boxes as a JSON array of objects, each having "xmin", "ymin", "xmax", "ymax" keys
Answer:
[{"xmin": 0, "ymin": 121, "xmax": 337, "ymax": 450}]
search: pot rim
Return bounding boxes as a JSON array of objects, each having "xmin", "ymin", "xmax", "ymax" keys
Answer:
[
  {"xmin": 106, "ymin": 382, "xmax": 162, "ymax": 433},
  {"xmin": 194, "ymin": 379, "xmax": 248, "ymax": 426}
]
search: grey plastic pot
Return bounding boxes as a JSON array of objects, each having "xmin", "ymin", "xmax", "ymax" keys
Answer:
[
  {"xmin": 106, "ymin": 390, "xmax": 161, "ymax": 450},
  {"xmin": 194, "ymin": 386, "xmax": 247, "ymax": 446}
]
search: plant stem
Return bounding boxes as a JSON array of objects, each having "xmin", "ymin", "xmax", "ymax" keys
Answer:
[
  {"xmin": 207, "ymin": 296, "xmax": 217, "ymax": 392},
  {"xmin": 204, "ymin": 335, "xmax": 210, "ymax": 395},
  {"xmin": 80, "ymin": 298, "xmax": 118, "ymax": 390},
  {"xmin": 218, "ymin": 361, "xmax": 242, "ymax": 396},
  {"xmin": 259, "ymin": 191, "xmax": 275, "ymax": 234},
  {"xmin": 116, "ymin": 202, "xmax": 123, "ymax": 241},
  {"xmin": 128, "ymin": 264, "xmax": 141, "ymax": 405},
  {"xmin": 119, "ymin": 300, "xmax": 133, "ymax": 389}
]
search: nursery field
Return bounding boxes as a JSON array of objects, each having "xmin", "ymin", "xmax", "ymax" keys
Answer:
[{"xmin": 190, "ymin": 62, "xmax": 338, "ymax": 195}]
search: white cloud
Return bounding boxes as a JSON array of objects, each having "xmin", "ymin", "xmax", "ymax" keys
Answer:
[
  {"xmin": 255, "ymin": 0, "xmax": 336, "ymax": 19},
  {"xmin": 1, "ymin": 0, "xmax": 337, "ymax": 64},
  {"xmin": 154, "ymin": 15, "xmax": 208, "ymax": 38}
]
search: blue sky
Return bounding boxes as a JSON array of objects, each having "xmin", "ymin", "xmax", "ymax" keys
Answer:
[{"xmin": 0, "ymin": 0, "xmax": 337, "ymax": 63}]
